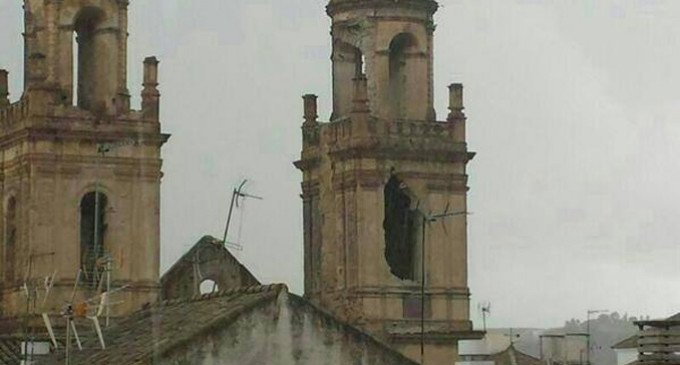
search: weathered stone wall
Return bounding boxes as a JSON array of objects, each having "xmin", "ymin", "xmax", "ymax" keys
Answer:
[
  {"xmin": 160, "ymin": 236, "xmax": 260, "ymax": 300},
  {"xmin": 0, "ymin": 0, "xmax": 167, "ymax": 322},
  {"xmin": 161, "ymin": 292, "xmax": 418, "ymax": 365},
  {"xmin": 296, "ymin": 1, "xmax": 480, "ymax": 363}
]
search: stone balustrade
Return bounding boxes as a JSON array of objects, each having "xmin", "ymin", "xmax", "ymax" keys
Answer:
[{"xmin": 0, "ymin": 97, "xmax": 29, "ymax": 128}]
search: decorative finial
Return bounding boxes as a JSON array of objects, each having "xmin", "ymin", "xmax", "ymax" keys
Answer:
[
  {"xmin": 302, "ymin": 94, "xmax": 318, "ymax": 124},
  {"xmin": 447, "ymin": 83, "xmax": 465, "ymax": 121},
  {"xmin": 0, "ymin": 70, "xmax": 8, "ymax": 107}
]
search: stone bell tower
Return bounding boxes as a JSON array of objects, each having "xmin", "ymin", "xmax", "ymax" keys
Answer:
[
  {"xmin": 295, "ymin": 0, "xmax": 482, "ymax": 363},
  {"xmin": 0, "ymin": 0, "xmax": 168, "ymax": 326}
]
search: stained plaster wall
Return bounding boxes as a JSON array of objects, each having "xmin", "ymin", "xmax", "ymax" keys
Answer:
[{"xmin": 160, "ymin": 292, "xmax": 417, "ymax": 365}]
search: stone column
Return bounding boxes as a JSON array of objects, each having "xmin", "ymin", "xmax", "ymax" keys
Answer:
[
  {"xmin": 352, "ymin": 75, "xmax": 369, "ymax": 114},
  {"xmin": 115, "ymin": 0, "xmax": 131, "ymax": 113},
  {"xmin": 45, "ymin": 0, "xmax": 59, "ymax": 84}
]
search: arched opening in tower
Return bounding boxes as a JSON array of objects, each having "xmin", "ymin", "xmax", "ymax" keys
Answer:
[
  {"xmin": 80, "ymin": 191, "xmax": 108, "ymax": 286},
  {"xmin": 72, "ymin": 6, "xmax": 106, "ymax": 111},
  {"xmin": 389, "ymin": 33, "xmax": 417, "ymax": 119},
  {"xmin": 332, "ymin": 40, "xmax": 365, "ymax": 118},
  {"xmin": 383, "ymin": 175, "xmax": 418, "ymax": 280},
  {"xmin": 4, "ymin": 197, "xmax": 17, "ymax": 283}
]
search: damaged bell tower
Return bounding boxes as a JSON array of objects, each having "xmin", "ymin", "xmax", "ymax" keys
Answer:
[{"xmin": 295, "ymin": 0, "xmax": 481, "ymax": 363}]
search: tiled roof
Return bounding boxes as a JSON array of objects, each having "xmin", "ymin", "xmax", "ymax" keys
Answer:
[
  {"xmin": 612, "ymin": 335, "xmax": 637, "ymax": 350},
  {"xmin": 39, "ymin": 284, "xmax": 285, "ymax": 365},
  {"xmin": 489, "ymin": 345, "xmax": 542, "ymax": 365},
  {"xmin": 613, "ymin": 312, "xmax": 680, "ymax": 350},
  {"xmin": 0, "ymin": 338, "xmax": 21, "ymax": 365}
]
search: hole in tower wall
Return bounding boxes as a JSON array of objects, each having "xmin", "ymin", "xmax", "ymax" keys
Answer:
[{"xmin": 383, "ymin": 175, "xmax": 418, "ymax": 280}]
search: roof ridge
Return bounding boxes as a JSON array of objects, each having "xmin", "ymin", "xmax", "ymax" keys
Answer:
[{"xmin": 156, "ymin": 283, "xmax": 287, "ymax": 307}]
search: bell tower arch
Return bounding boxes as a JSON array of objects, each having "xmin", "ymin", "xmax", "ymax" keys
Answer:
[
  {"xmin": 0, "ymin": 0, "xmax": 169, "ymax": 326},
  {"xmin": 24, "ymin": 0, "xmax": 131, "ymax": 114},
  {"xmin": 297, "ymin": 0, "xmax": 482, "ymax": 363},
  {"xmin": 329, "ymin": 0, "xmax": 436, "ymax": 121}
]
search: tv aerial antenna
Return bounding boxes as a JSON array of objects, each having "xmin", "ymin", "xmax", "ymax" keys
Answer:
[
  {"xmin": 411, "ymin": 198, "xmax": 470, "ymax": 365},
  {"xmin": 221, "ymin": 179, "xmax": 262, "ymax": 251},
  {"xmin": 477, "ymin": 301, "xmax": 491, "ymax": 332},
  {"xmin": 40, "ymin": 269, "xmax": 128, "ymax": 364}
]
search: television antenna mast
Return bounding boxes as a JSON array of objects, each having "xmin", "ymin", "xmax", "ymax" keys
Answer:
[
  {"xmin": 478, "ymin": 302, "xmax": 491, "ymax": 332},
  {"xmin": 411, "ymin": 200, "xmax": 469, "ymax": 365},
  {"xmin": 40, "ymin": 269, "xmax": 127, "ymax": 364},
  {"xmin": 221, "ymin": 179, "xmax": 262, "ymax": 251}
]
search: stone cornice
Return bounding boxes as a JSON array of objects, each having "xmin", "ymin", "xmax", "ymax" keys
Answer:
[
  {"xmin": 293, "ymin": 156, "xmax": 322, "ymax": 172},
  {"xmin": 327, "ymin": 0, "xmax": 438, "ymax": 17},
  {"xmin": 328, "ymin": 142, "xmax": 475, "ymax": 164},
  {"xmin": 0, "ymin": 126, "xmax": 169, "ymax": 150}
]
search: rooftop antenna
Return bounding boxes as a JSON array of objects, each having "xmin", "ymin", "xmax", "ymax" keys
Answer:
[
  {"xmin": 505, "ymin": 328, "xmax": 520, "ymax": 346},
  {"xmin": 410, "ymin": 195, "xmax": 469, "ymax": 365},
  {"xmin": 478, "ymin": 301, "xmax": 491, "ymax": 332},
  {"xmin": 221, "ymin": 179, "xmax": 262, "ymax": 251},
  {"xmin": 21, "ymin": 252, "xmax": 55, "ymax": 363},
  {"xmin": 92, "ymin": 139, "xmax": 139, "ymax": 284},
  {"xmin": 40, "ymin": 269, "xmax": 127, "ymax": 364}
]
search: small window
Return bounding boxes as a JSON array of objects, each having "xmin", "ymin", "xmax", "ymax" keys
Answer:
[{"xmin": 200, "ymin": 279, "xmax": 218, "ymax": 295}]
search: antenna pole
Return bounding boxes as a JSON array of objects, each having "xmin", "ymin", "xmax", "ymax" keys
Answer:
[
  {"xmin": 65, "ymin": 316, "xmax": 72, "ymax": 365},
  {"xmin": 221, "ymin": 179, "xmax": 262, "ymax": 248},
  {"xmin": 483, "ymin": 309, "xmax": 487, "ymax": 332},
  {"xmin": 420, "ymin": 215, "xmax": 426, "ymax": 365},
  {"xmin": 105, "ymin": 256, "xmax": 111, "ymax": 327},
  {"xmin": 222, "ymin": 189, "xmax": 238, "ymax": 244}
]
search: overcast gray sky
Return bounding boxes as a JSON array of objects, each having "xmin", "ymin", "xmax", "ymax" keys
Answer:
[{"xmin": 2, "ymin": 0, "xmax": 680, "ymax": 329}]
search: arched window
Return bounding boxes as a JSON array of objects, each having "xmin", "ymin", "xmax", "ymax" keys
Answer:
[
  {"xmin": 332, "ymin": 40, "xmax": 365, "ymax": 118},
  {"xmin": 4, "ymin": 197, "xmax": 17, "ymax": 283},
  {"xmin": 199, "ymin": 279, "xmax": 218, "ymax": 295},
  {"xmin": 388, "ymin": 33, "xmax": 417, "ymax": 119},
  {"xmin": 80, "ymin": 191, "xmax": 108, "ymax": 286},
  {"xmin": 73, "ymin": 7, "xmax": 106, "ymax": 110},
  {"xmin": 383, "ymin": 176, "xmax": 417, "ymax": 280}
]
